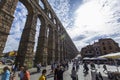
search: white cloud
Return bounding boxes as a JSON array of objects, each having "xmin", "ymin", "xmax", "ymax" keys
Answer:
[
  {"xmin": 68, "ymin": 0, "xmax": 120, "ymax": 51},
  {"xmin": 3, "ymin": 2, "xmax": 27, "ymax": 53},
  {"xmin": 48, "ymin": 0, "xmax": 71, "ymax": 28},
  {"xmin": 3, "ymin": 35, "xmax": 19, "ymax": 53},
  {"xmin": 34, "ymin": 19, "xmax": 41, "ymax": 52}
]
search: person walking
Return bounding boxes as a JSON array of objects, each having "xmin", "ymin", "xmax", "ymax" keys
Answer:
[
  {"xmin": 90, "ymin": 62, "xmax": 96, "ymax": 70},
  {"xmin": 71, "ymin": 67, "xmax": 78, "ymax": 80},
  {"xmin": 95, "ymin": 72, "xmax": 103, "ymax": 80},
  {"xmin": 54, "ymin": 65, "xmax": 59, "ymax": 80},
  {"xmin": 54, "ymin": 65, "xmax": 65, "ymax": 80},
  {"xmin": 83, "ymin": 63, "xmax": 89, "ymax": 74},
  {"xmin": 18, "ymin": 66, "xmax": 24, "ymax": 80},
  {"xmin": 22, "ymin": 66, "xmax": 30, "ymax": 80},
  {"xmin": 98, "ymin": 72, "xmax": 103, "ymax": 80},
  {"xmin": 103, "ymin": 64, "xmax": 107, "ymax": 72},
  {"xmin": 1, "ymin": 66, "xmax": 11, "ymax": 80},
  {"xmin": 57, "ymin": 66, "xmax": 64, "ymax": 80},
  {"xmin": 37, "ymin": 62, "xmax": 41, "ymax": 73},
  {"xmin": 39, "ymin": 69, "xmax": 47, "ymax": 80}
]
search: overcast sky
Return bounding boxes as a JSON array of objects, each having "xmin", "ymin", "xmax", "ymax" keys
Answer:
[{"xmin": 3, "ymin": 0, "xmax": 120, "ymax": 53}]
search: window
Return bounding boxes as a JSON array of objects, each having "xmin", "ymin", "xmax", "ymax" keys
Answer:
[
  {"xmin": 48, "ymin": 12, "xmax": 52, "ymax": 19},
  {"xmin": 97, "ymin": 52, "xmax": 99, "ymax": 54},
  {"xmin": 96, "ymin": 48, "xmax": 97, "ymax": 51},
  {"xmin": 104, "ymin": 51, "xmax": 107, "ymax": 54},
  {"xmin": 103, "ymin": 47, "xmax": 106, "ymax": 50},
  {"xmin": 107, "ymin": 41, "xmax": 110, "ymax": 44},
  {"xmin": 53, "ymin": 18, "xmax": 57, "ymax": 24},
  {"xmin": 102, "ymin": 42, "xmax": 105, "ymax": 45},
  {"xmin": 109, "ymin": 46, "xmax": 112, "ymax": 50},
  {"xmin": 89, "ymin": 51, "xmax": 92, "ymax": 53},
  {"xmin": 39, "ymin": 0, "xmax": 45, "ymax": 9}
]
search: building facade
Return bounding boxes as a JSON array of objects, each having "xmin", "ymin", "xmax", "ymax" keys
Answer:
[
  {"xmin": 92, "ymin": 42, "xmax": 101, "ymax": 57},
  {"xmin": 99, "ymin": 38, "xmax": 120, "ymax": 55},
  {"xmin": 81, "ymin": 45, "xmax": 95, "ymax": 58},
  {"xmin": 81, "ymin": 38, "xmax": 120, "ymax": 58}
]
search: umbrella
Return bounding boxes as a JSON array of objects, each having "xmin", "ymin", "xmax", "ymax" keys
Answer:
[
  {"xmin": 99, "ymin": 52, "xmax": 120, "ymax": 72},
  {"xmin": 83, "ymin": 57, "xmax": 91, "ymax": 60},
  {"xmin": 92, "ymin": 57, "xmax": 107, "ymax": 60},
  {"xmin": 99, "ymin": 52, "xmax": 120, "ymax": 59}
]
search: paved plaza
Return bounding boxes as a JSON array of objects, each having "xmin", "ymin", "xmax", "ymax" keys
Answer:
[{"xmin": 0, "ymin": 63, "xmax": 120, "ymax": 80}]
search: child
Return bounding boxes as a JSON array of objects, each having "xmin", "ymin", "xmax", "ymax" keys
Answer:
[{"xmin": 39, "ymin": 69, "xmax": 47, "ymax": 80}]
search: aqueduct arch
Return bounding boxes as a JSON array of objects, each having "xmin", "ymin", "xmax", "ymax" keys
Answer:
[{"xmin": 0, "ymin": 0, "xmax": 79, "ymax": 67}]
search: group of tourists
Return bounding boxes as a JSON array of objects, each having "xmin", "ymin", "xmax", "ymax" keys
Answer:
[
  {"xmin": 1, "ymin": 65, "xmax": 30, "ymax": 80},
  {"xmin": 84, "ymin": 62, "xmax": 109, "ymax": 80},
  {"xmin": 54, "ymin": 65, "xmax": 65, "ymax": 80},
  {"xmin": 0, "ymin": 61, "xmax": 69, "ymax": 80},
  {"xmin": 51, "ymin": 61, "xmax": 69, "ymax": 73},
  {"xmin": 1, "ymin": 66, "xmax": 11, "ymax": 80},
  {"xmin": 1, "ymin": 60, "xmax": 111, "ymax": 80}
]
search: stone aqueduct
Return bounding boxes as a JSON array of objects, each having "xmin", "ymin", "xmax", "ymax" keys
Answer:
[{"xmin": 0, "ymin": 0, "xmax": 78, "ymax": 67}]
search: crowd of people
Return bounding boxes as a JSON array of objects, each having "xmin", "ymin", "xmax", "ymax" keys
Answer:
[
  {"xmin": 1, "ymin": 65, "xmax": 30, "ymax": 80},
  {"xmin": 0, "ymin": 61, "xmax": 70, "ymax": 80},
  {"xmin": 1, "ymin": 60, "xmax": 117, "ymax": 80}
]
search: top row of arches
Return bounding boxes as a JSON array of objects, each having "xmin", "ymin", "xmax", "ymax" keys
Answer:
[
  {"xmin": 38, "ymin": 0, "xmax": 57, "ymax": 25},
  {"xmin": 0, "ymin": 0, "xmax": 61, "ymax": 29}
]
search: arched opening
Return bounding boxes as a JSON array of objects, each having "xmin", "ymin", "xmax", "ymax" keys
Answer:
[
  {"xmin": 3, "ymin": 2, "xmax": 28, "ymax": 55},
  {"xmin": 53, "ymin": 18, "xmax": 57, "ymax": 24},
  {"xmin": 33, "ymin": 18, "xmax": 41, "ymax": 66},
  {"xmin": 58, "ymin": 25, "xmax": 60, "ymax": 32},
  {"xmin": 39, "ymin": 0, "xmax": 45, "ymax": 10},
  {"xmin": 47, "ymin": 25, "xmax": 55, "ymax": 64},
  {"xmin": 34, "ymin": 15, "xmax": 47, "ymax": 65},
  {"xmin": 2, "ymin": 0, "xmax": 36, "ymax": 67},
  {"xmin": 48, "ymin": 11, "xmax": 52, "ymax": 19},
  {"xmin": 34, "ymin": 18, "xmax": 41, "ymax": 52},
  {"xmin": 47, "ymin": 25, "xmax": 52, "ymax": 64},
  {"xmin": 47, "ymin": 27, "xmax": 50, "ymax": 38}
]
